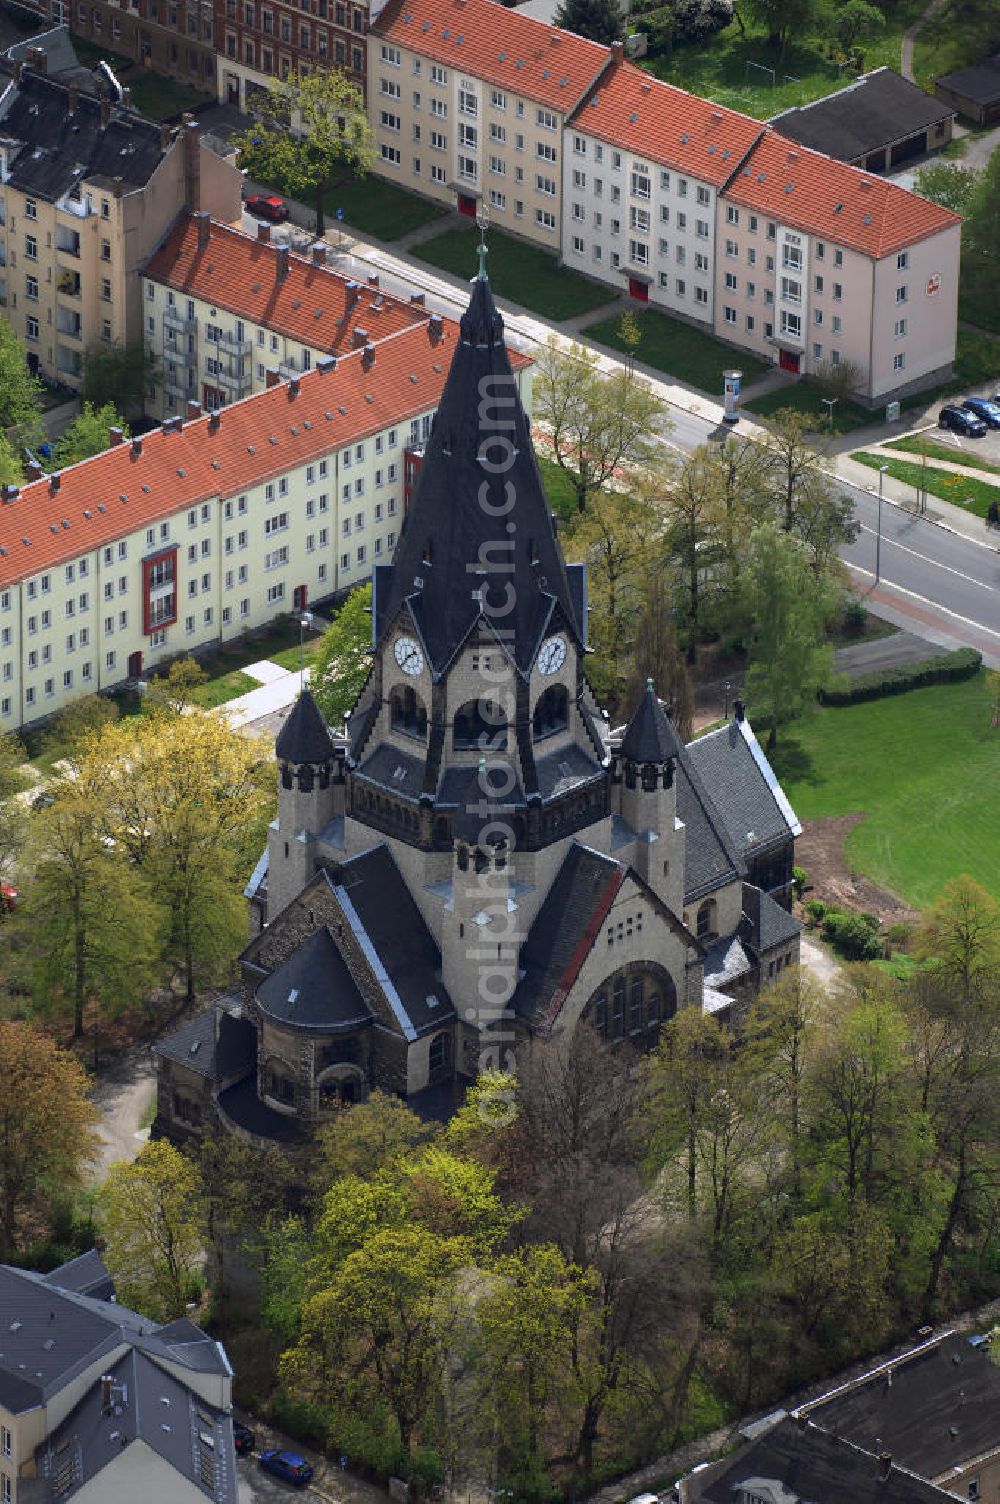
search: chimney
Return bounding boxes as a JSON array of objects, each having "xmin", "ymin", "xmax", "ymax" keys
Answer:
[
  {"xmin": 733, "ymin": 698, "xmax": 745, "ymax": 722},
  {"xmin": 265, "ymin": 368, "xmax": 282, "ymax": 389},
  {"xmin": 49, "ymin": 472, "xmax": 61, "ymax": 494},
  {"xmin": 184, "ymin": 120, "xmax": 201, "ymax": 212},
  {"xmin": 12, "ymin": 60, "xmax": 22, "ymax": 84},
  {"xmin": 878, "ymin": 1452, "xmax": 892, "ymax": 1483},
  {"xmin": 352, "ymin": 327, "xmax": 369, "ymax": 348},
  {"xmin": 164, "ymin": 415, "xmax": 183, "ymax": 434},
  {"xmin": 428, "ymin": 313, "xmax": 443, "ymax": 343},
  {"xmin": 160, "ymin": 122, "xmax": 172, "ymax": 151},
  {"xmin": 186, "ymin": 398, "xmax": 202, "ymax": 421},
  {"xmin": 611, "ymin": 40, "xmax": 624, "ymax": 62},
  {"xmin": 120, "ymin": 86, "xmax": 131, "ymax": 111},
  {"xmin": 130, "ymin": 437, "xmax": 143, "ymax": 458},
  {"xmin": 257, "ymin": 221, "xmax": 270, "ymax": 244},
  {"xmin": 288, "ymin": 376, "xmax": 300, "ymax": 397},
  {"xmin": 26, "ymin": 45, "xmax": 47, "ymax": 73},
  {"xmin": 68, "ymin": 83, "xmax": 79, "ymax": 115},
  {"xmin": 194, "ymin": 210, "xmax": 210, "ymax": 250},
  {"xmin": 275, "ymin": 244, "xmax": 289, "ymax": 282},
  {"xmin": 208, "ymin": 411, "xmax": 221, "ymax": 433},
  {"xmin": 24, "ymin": 459, "xmax": 43, "ymax": 482},
  {"xmin": 108, "ymin": 426, "xmax": 124, "ymax": 447},
  {"xmin": 113, "ymin": 176, "xmax": 124, "ymax": 199},
  {"xmin": 100, "ymin": 96, "xmax": 111, "ymax": 127},
  {"xmin": 101, "ymin": 1376, "xmax": 113, "ymax": 1413},
  {"xmin": 317, "ymin": 354, "xmax": 336, "ymax": 374},
  {"xmin": 311, "ymin": 241, "xmax": 326, "ymax": 265},
  {"xmin": 0, "ymin": 485, "xmax": 19, "ymax": 504},
  {"xmin": 361, "ymin": 342, "xmax": 375, "ymax": 370},
  {"xmin": 367, "ymin": 274, "xmax": 379, "ymax": 288},
  {"xmin": 409, "ymin": 291, "xmax": 425, "ymax": 307}
]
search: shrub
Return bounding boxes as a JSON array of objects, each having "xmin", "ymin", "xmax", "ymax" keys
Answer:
[
  {"xmin": 792, "ymin": 865, "xmax": 808, "ymax": 898},
  {"xmin": 804, "ymin": 899, "xmax": 827, "ymax": 924},
  {"xmin": 267, "ymin": 1389, "xmax": 331, "ymax": 1451},
  {"xmin": 885, "ymin": 920, "xmax": 914, "ymax": 950},
  {"xmin": 842, "ymin": 599, "xmax": 867, "ymax": 638},
  {"xmin": 822, "ymin": 909, "xmax": 882, "ymax": 961},
  {"xmin": 635, "ymin": 0, "xmax": 731, "ymax": 48},
  {"xmin": 819, "ymin": 648, "xmax": 981, "ymax": 705}
]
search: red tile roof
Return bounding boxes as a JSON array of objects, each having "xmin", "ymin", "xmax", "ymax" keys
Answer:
[
  {"xmin": 569, "ymin": 62, "xmax": 763, "ymax": 187},
  {"xmin": 144, "ymin": 215, "xmax": 431, "ymax": 352},
  {"xmin": 0, "ymin": 324, "xmax": 452, "ymax": 590},
  {"xmin": 725, "ymin": 127, "xmax": 962, "ymax": 258},
  {"xmin": 374, "ymin": 0, "xmax": 611, "ymax": 114}
]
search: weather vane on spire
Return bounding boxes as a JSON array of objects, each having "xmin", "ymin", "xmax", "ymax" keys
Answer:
[{"xmin": 475, "ymin": 204, "xmax": 490, "ymax": 280}]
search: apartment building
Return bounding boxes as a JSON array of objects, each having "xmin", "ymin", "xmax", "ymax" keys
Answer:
[
  {"xmin": 0, "ymin": 1250, "xmax": 237, "ymax": 1503},
  {"xmin": 370, "ymin": 0, "xmax": 612, "ymax": 249},
  {"xmin": 217, "ymin": 0, "xmax": 367, "ymax": 113},
  {"xmin": 0, "ymin": 66, "xmax": 241, "ymax": 392},
  {"xmin": 561, "ymin": 61, "xmax": 762, "ymax": 322},
  {"xmin": 0, "ymin": 299, "xmax": 530, "ymax": 730},
  {"xmin": 67, "ymin": 0, "xmax": 217, "ymax": 94},
  {"xmin": 141, "ymin": 211, "xmax": 472, "ymax": 418},
  {"xmin": 714, "ymin": 129, "xmax": 962, "ymax": 403}
]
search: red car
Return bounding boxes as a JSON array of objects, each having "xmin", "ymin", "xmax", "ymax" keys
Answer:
[
  {"xmin": 245, "ymin": 193, "xmax": 290, "ymax": 224},
  {"xmin": 1, "ymin": 884, "xmax": 17, "ymax": 914}
]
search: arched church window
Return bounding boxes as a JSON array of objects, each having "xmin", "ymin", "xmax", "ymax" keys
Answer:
[
  {"xmin": 453, "ymin": 698, "xmax": 508, "ymax": 750},
  {"xmin": 532, "ymin": 684, "xmax": 568, "ymax": 740},
  {"xmin": 611, "ymin": 978, "xmax": 626, "ymax": 1040},
  {"xmin": 390, "ymin": 684, "xmax": 428, "ymax": 740},
  {"xmin": 628, "ymin": 977, "xmax": 644, "ymax": 1033},
  {"xmin": 696, "ymin": 899, "xmax": 717, "ymax": 941},
  {"xmin": 583, "ymin": 965, "xmax": 677, "ymax": 1052}
]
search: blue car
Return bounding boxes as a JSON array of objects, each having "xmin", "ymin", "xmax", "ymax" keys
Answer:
[
  {"xmin": 258, "ymin": 1449, "xmax": 314, "ymax": 1487},
  {"xmin": 939, "ymin": 405, "xmax": 987, "ymax": 437},
  {"xmin": 962, "ymin": 396, "xmax": 1000, "ymax": 428}
]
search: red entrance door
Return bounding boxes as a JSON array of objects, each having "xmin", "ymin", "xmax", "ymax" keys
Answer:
[
  {"xmin": 293, "ymin": 584, "xmax": 309, "ymax": 612},
  {"xmin": 457, "ymin": 194, "xmax": 477, "ymax": 218},
  {"xmin": 628, "ymin": 278, "xmax": 649, "ymax": 303},
  {"xmin": 779, "ymin": 348, "xmax": 800, "ymax": 373},
  {"xmin": 128, "ymin": 651, "xmax": 143, "ymax": 678}
]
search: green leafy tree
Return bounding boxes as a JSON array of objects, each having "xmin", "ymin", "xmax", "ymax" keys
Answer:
[
  {"xmin": 38, "ymin": 693, "xmax": 119, "ymax": 775},
  {"xmin": 311, "ymin": 1089, "xmax": 433, "ymax": 1196},
  {"xmin": 312, "ymin": 582, "xmax": 372, "ymax": 728},
  {"xmin": 100, "ymin": 1140, "xmax": 206, "ymax": 1320},
  {"xmin": 624, "ymin": 582, "xmax": 694, "ymax": 742},
  {"xmin": 233, "ymin": 68, "xmax": 375, "ymax": 236},
  {"xmin": 741, "ymin": 523, "xmax": 838, "ymax": 747},
  {"xmin": 0, "ymin": 320, "xmax": 44, "ymax": 446},
  {"xmin": 915, "ymin": 161, "xmax": 978, "ymax": 217},
  {"xmin": 533, "ymin": 336, "xmax": 669, "ymax": 513},
  {"xmin": 81, "ymin": 343, "xmax": 158, "ymax": 419},
  {"xmin": 195, "ymin": 1135, "xmax": 290, "ymax": 1305},
  {"xmin": 144, "ymin": 655, "xmax": 208, "ymax": 716},
  {"xmin": 0, "ymin": 730, "xmax": 28, "ymax": 895},
  {"xmin": 761, "ymin": 408, "xmax": 858, "ymax": 570},
  {"xmin": 0, "ymin": 1020, "xmax": 100, "ymax": 1256},
  {"xmin": 51, "ymin": 402, "xmax": 130, "ymax": 468},
  {"xmin": 742, "ymin": 0, "xmax": 816, "ymax": 62},
  {"xmin": 554, "ymin": 0, "xmax": 624, "ymax": 41},
  {"xmin": 824, "ymin": 0, "xmax": 884, "ymax": 52},
  {"xmin": 0, "ymin": 433, "xmax": 23, "ymax": 487}
]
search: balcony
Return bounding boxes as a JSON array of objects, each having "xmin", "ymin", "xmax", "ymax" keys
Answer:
[
  {"xmin": 56, "ymin": 310, "xmax": 83, "ymax": 339},
  {"xmin": 217, "ymin": 330, "xmax": 251, "ymax": 355},
  {"xmin": 163, "ymin": 308, "xmax": 197, "ymax": 335},
  {"xmin": 277, "ymin": 358, "xmax": 301, "ymax": 380},
  {"xmin": 164, "ymin": 338, "xmax": 198, "ymax": 366},
  {"xmin": 216, "ymin": 365, "xmax": 251, "ymax": 394},
  {"xmin": 55, "ymin": 227, "xmax": 81, "ymax": 256},
  {"xmin": 57, "ymin": 267, "xmax": 81, "ymax": 298}
]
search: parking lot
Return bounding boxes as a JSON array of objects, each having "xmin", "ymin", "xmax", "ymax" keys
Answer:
[
  {"xmin": 233, "ymin": 1433, "xmax": 391, "ymax": 1504},
  {"xmin": 922, "ymin": 392, "xmax": 1000, "ymax": 466}
]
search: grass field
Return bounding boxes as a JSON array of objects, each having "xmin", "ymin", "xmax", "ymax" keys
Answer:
[
  {"xmin": 582, "ymin": 306, "xmax": 768, "ymax": 394},
  {"xmin": 885, "ymin": 435, "xmax": 1000, "ymax": 475},
  {"xmin": 70, "ymin": 39, "xmax": 212, "ymax": 120},
  {"xmin": 744, "ymin": 382, "xmax": 871, "ymax": 434},
  {"xmin": 769, "ymin": 674, "xmax": 1000, "ymax": 906},
  {"xmin": 639, "ymin": 0, "xmax": 924, "ymax": 116},
  {"xmin": 911, "ymin": 0, "xmax": 984, "ymax": 93},
  {"xmin": 329, "ymin": 175, "xmax": 447, "ymax": 242},
  {"xmin": 189, "ymin": 669, "xmax": 258, "ymax": 709},
  {"xmin": 413, "ymin": 227, "xmax": 615, "ymax": 321},
  {"xmin": 852, "ymin": 450, "xmax": 1000, "ymax": 518}
]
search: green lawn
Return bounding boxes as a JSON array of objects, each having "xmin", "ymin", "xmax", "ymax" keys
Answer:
[
  {"xmin": 581, "ymin": 306, "xmax": 768, "ymax": 394},
  {"xmin": 412, "ymin": 227, "xmax": 615, "ymax": 321},
  {"xmin": 189, "ymin": 669, "xmax": 258, "ymax": 709},
  {"xmin": 269, "ymin": 636, "xmax": 324, "ymax": 672},
  {"xmin": 639, "ymin": 0, "xmax": 923, "ymax": 116},
  {"xmin": 744, "ymin": 382, "xmax": 871, "ymax": 434},
  {"xmin": 852, "ymin": 450, "xmax": 1000, "ymax": 519},
  {"xmin": 536, "ymin": 453, "xmax": 580, "ymax": 522},
  {"xmin": 769, "ymin": 674, "xmax": 1000, "ymax": 906},
  {"xmin": 328, "ymin": 175, "xmax": 447, "ymax": 242},
  {"xmin": 69, "ymin": 39, "xmax": 212, "ymax": 121},
  {"xmin": 885, "ymin": 435, "xmax": 1000, "ymax": 476},
  {"xmin": 912, "ymin": 0, "xmax": 986, "ymax": 94}
]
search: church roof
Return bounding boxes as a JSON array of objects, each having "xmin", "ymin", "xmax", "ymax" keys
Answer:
[
  {"xmin": 686, "ymin": 714, "xmax": 802, "ymax": 855},
  {"xmin": 375, "ymin": 273, "xmax": 582, "ymax": 677},
  {"xmin": 256, "ymin": 927, "xmax": 372, "ymax": 1033},
  {"xmin": 275, "ymin": 690, "xmax": 335, "ymax": 765},
  {"xmin": 620, "ymin": 680, "xmax": 684, "ymax": 763}
]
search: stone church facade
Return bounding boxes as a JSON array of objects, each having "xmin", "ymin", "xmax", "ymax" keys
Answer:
[{"xmin": 153, "ymin": 271, "xmax": 802, "ymax": 1148}]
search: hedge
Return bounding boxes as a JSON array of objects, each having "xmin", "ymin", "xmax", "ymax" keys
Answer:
[{"xmin": 819, "ymin": 648, "xmax": 982, "ymax": 705}]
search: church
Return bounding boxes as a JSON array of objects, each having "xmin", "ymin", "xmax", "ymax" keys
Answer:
[{"xmin": 153, "ymin": 268, "xmax": 802, "ymax": 1146}]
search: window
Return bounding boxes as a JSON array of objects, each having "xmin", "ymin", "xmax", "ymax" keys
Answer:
[
  {"xmin": 491, "ymin": 88, "xmax": 506, "ymax": 109},
  {"xmin": 723, "ymin": 303, "xmax": 736, "ymax": 323},
  {"xmin": 536, "ymin": 140, "xmax": 557, "ymax": 163},
  {"xmin": 780, "ymin": 309, "xmax": 801, "ymax": 339},
  {"xmin": 266, "ymin": 582, "xmax": 285, "ymax": 604},
  {"xmin": 25, "ymin": 235, "xmax": 37, "ymax": 260},
  {"xmin": 629, "ymin": 239, "xmax": 648, "ymax": 267},
  {"xmin": 381, "ymin": 144, "xmax": 401, "ymax": 165},
  {"xmin": 834, "ymin": 248, "xmax": 843, "ymax": 267},
  {"xmin": 459, "ymin": 85, "xmax": 477, "ymax": 116},
  {"xmin": 782, "ymin": 240, "xmax": 802, "ymax": 271},
  {"xmin": 536, "ymin": 107, "xmax": 556, "ymax": 131},
  {"xmin": 535, "ymin": 208, "xmax": 556, "ymax": 231},
  {"xmin": 630, "ymin": 170, "xmax": 650, "ymax": 200},
  {"xmin": 780, "ymin": 277, "xmax": 801, "ymax": 304},
  {"xmin": 697, "ymin": 185, "xmax": 710, "ymax": 205},
  {"xmin": 812, "ymin": 342, "xmax": 822, "ymax": 360},
  {"xmin": 746, "ymin": 314, "xmax": 755, "ymax": 333},
  {"xmin": 832, "ymin": 314, "xmax": 842, "ymax": 334},
  {"xmin": 430, "ymin": 63, "xmax": 446, "ymax": 84},
  {"xmin": 897, "ymin": 250, "xmax": 909, "ymax": 270},
  {"xmin": 724, "ymin": 271, "xmax": 737, "ymax": 290},
  {"xmin": 895, "ymin": 317, "xmax": 907, "ymax": 337},
  {"xmin": 813, "ymin": 308, "xmax": 823, "ymax": 325},
  {"xmin": 379, "ymin": 42, "xmax": 399, "ymax": 63},
  {"xmin": 893, "ymin": 352, "xmax": 905, "ymax": 371},
  {"xmin": 896, "ymin": 284, "xmax": 908, "ymax": 304},
  {"xmin": 535, "ymin": 174, "xmax": 556, "ymax": 197},
  {"xmin": 832, "ymin": 282, "xmax": 843, "ymax": 301}
]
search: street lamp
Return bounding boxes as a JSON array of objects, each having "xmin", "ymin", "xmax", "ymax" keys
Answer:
[
  {"xmin": 821, "ymin": 396, "xmax": 838, "ymax": 434},
  {"xmin": 724, "ymin": 680, "xmax": 732, "ymax": 719},
  {"xmin": 876, "ymin": 465, "xmax": 888, "ymax": 584},
  {"xmin": 299, "ymin": 611, "xmax": 314, "ymax": 691}
]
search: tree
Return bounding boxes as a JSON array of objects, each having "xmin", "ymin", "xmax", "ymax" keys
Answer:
[
  {"xmin": 760, "ymin": 408, "xmax": 858, "ymax": 570},
  {"xmin": 915, "ymin": 161, "xmax": 978, "ymax": 218},
  {"xmin": 38, "ymin": 694, "xmax": 119, "ymax": 775},
  {"xmin": 0, "ymin": 730, "xmax": 28, "ymax": 897},
  {"xmin": 963, "ymin": 142, "xmax": 1000, "ymax": 262},
  {"xmin": 100, "ymin": 1141, "xmax": 206, "ymax": 1320},
  {"xmin": 624, "ymin": 581, "xmax": 694, "ymax": 742},
  {"xmin": 311, "ymin": 1089, "xmax": 433, "ymax": 1196},
  {"xmin": 311, "ymin": 582, "xmax": 373, "ymax": 728},
  {"xmin": 0, "ymin": 320, "xmax": 44, "ymax": 446},
  {"xmin": 81, "ymin": 343, "xmax": 159, "ymax": 419},
  {"xmin": 25, "ymin": 772, "xmax": 164, "ymax": 1040},
  {"xmin": 51, "ymin": 402, "xmax": 130, "ymax": 469},
  {"xmin": 533, "ymin": 336, "xmax": 669, "ymax": 513},
  {"xmin": 232, "ymin": 68, "xmax": 375, "ymax": 236},
  {"xmin": 616, "ymin": 306, "xmax": 643, "ymax": 370},
  {"xmin": 657, "ymin": 449, "xmax": 728, "ymax": 663},
  {"xmin": 96, "ymin": 712, "xmax": 271, "ymax": 1000},
  {"xmin": 810, "ymin": 358, "xmax": 864, "ymax": 404},
  {"xmin": 0, "ymin": 433, "xmax": 23, "ymax": 488},
  {"xmin": 0, "ymin": 1020, "xmax": 99, "ymax": 1256},
  {"xmin": 741, "ymin": 523, "xmax": 837, "ymax": 746},
  {"xmin": 554, "ymin": 0, "xmax": 623, "ymax": 40},
  {"xmin": 823, "ymin": 0, "xmax": 884, "ymax": 53},
  {"xmin": 144, "ymin": 655, "xmax": 208, "ymax": 716},
  {"xmin": 915, "ymin": 875, "xmax": 1000, "ymax": 1011},
  {"xmin": 195, "ymin": 1135, "xmax": 289, "ymax": 1305},
  {"xmin": 742, "ymin": 0, "xmax": 816, "ymax": 62}
]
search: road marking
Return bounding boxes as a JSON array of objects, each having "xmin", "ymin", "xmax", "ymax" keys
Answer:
[
  {"xmin": 849, "ymin": 564, "xmax": 1000, "ymax": 643},
  {"xmin": 853, "ymin": 521, "xmax": 1000, "ymax": 595}
]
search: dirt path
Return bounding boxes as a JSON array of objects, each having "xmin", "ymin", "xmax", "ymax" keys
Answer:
[
  {"xmin": 796, "ymin": 813, "xmax": 918, "ymax": 926},
  {"xmin": 87, "ymin": 1043, "xmax": 156, "ymax": 1182},
  {"xmin": 900, "ymin": 0, "xmax": 948, "ymax": 81}
]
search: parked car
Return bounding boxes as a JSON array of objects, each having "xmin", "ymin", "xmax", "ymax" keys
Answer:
[
  {"xmin": 939, "ymin": 405, "xmax": 987, "ymax": 437},
  {"xmin": 232, "ymin": 1420, "xmax": 255, "ymax": 1456},
  {"xmin": 31, "ymin": 790, "xmax": 54, "ymax": 811},
  {"xmin": 258, "ymin": 1449, "xmax": 314, "ymax": 1487},
  {"xmin": 962, "ymin": 396, "xmax": 1000, "ymax": 428},
  {"xmin": 245, "ymin": 193, "xmax": 290, "ymax": 223},
  {"xmin": 0, "ymin": 883, "xmax": 17, "ymax": 914}
]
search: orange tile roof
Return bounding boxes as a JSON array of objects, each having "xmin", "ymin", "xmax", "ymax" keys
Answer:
[
  {"xmin": 144, "ymin": 215, "xmax": 431, "ymax": 353},
  {"xmin": 569, "ymin": 62, "xmax": 763, "ymax": 187},
  {"xmin": 374, "ymin": 0, "xmax": 611, "ymax": 114},
  {"xmin": 725, "ymin": 127, "xmax": 962, "ymax": 258},
  {"xmin": 0, "ymin": 324, "xmax": 451, "ymax": 590}
]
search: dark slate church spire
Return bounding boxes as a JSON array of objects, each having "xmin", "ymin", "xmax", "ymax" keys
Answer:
[
  {"xmin": 275, "ymin": 688, "xmax": 334, "ymax": 766},
  {"xmin": 375, "ymin": 272, "xmax": 582, "ymax": 677},
  {"xmin": 620, "ymin": 679, "xmax": 683, "ymax": 765}
]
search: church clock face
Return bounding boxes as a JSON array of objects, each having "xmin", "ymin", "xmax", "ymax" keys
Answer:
[
  {"xmin": 394, "ymin": 635, "xmax": 424, "ymax": 676},
  {"xmin": 538, "ymin": 635, "xmax": 567, "ymax": 676}
]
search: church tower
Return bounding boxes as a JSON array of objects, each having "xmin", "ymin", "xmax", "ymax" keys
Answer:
[
  {"xmin": 267, "ymin": 689, "xmax": 343, "ymax": 916},
  {"xmin": 613, "ymin": 681, "xmax": 686, "ymax": 915}
]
